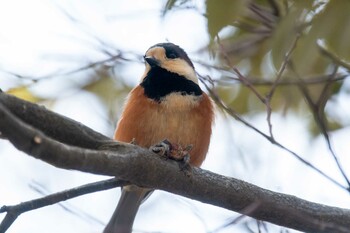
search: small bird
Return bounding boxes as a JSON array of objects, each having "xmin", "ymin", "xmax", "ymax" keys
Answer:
[{"xmin": 103, "ymin": 42, "xmax": 214, "ymax": 233}]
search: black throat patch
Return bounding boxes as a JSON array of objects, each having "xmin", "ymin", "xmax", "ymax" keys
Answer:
[{"xmin": 140, "ymin": 66, "xmax": 202, "ymax": 102}]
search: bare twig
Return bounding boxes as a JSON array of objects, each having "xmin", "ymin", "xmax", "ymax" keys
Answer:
[
  {"xmin": 267, "ymin": 0, "xmax": 280, "ymax": 16},
  {"xmin": 198, "ymin": 74, "xmax": 347, "ymax": 191},
  {"xmin": 29, "ymin": 181, "xmax": 105, "ymax": 225},
  {"xmin": 242, "ymin": 73, "xmax": 348, "ymax": 86},
  {"xmin": 210, "ymin": 201, "xmax": 262, "ymax": 233},
  {"xmin": 316, "ymin": 68, "xmax": 350, "ymax": 188},
  {"xmin": 0, "ymin": 178, "xmax": 128, "ymax": 232},
  {"xmin": 248, "ymin": 2, "xmax": 277, "ymax": 29},
  {"xmin": 53, "ymin": 2, "xmax": 119, "ymax": 57},
  {"xmin": 195, "ymin": 59, "xmax": 348, "ymax": 87},
  {"xmin": 318, "ymin": 41, "xmax": 350, "ymax": 71},
  {"xmin": 209, "ymin": 35, "xmax": 348, "ymax": 191},
  {"xmin": 232, "ymin": 21, "xmax": 272, "ymax": 34},
  {"xmin": 209, "ymin": 29, "xmax": 350, "ymax": 193},
  {"xmin": 0, "ymin": 52, "xmax": 134, "ymax": 83},
  {"xmin": 216, "ymin": 36, "xmax": 266, "ymax": 104},
  {"xmin": 291, "ymin": 65, "xmax": 350, "ymax": 191},
  {"xmin": 265, "ymin": 33, "xmax": 300, "ymax": 139}
]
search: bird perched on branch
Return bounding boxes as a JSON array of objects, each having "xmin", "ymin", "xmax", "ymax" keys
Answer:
[{"xmin": 104, "ymin": 42, "xmax": 214, "ymax": 233}]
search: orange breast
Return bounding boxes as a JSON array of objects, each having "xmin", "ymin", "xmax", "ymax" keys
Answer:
[{"xmin": 114, "ymin": 86, "xmax": 213, "ymax": 166}]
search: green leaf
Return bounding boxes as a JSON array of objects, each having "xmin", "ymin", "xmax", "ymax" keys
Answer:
[
  {"xmin": 292, "ymin": 0, "xmax": 350, "ymax": 75},
  {"xmin": 206, "ymin": 0, "xmax": 248, "ymax": 39},
  {"xmin": 271, "ymin": 7, "xmax": 302, "ymax": 70},
  {"xmin": 312, "ymin": 0, "xmax": 350, "ymax": 61}
]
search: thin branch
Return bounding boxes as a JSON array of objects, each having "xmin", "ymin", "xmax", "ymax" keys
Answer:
[
  {"xmin": 29, "ymin": 181, "xmax": 106, "ymax": 225},
  {"xmin": 316, "ymin": 68, "xmax": 350, "ymax": 187},
  {"xmin": 0, "ymin": 178, "xmax": 128, "ymax": 232},
  {"xmin": 0, "ymin": 92, "xmax": 350, "ymax": 232},
  {"xmin": 53, "ymin": 2, "xmax": 119, "ymax": 57},
  {"xmin": 265, "ymin": 33, "xmax": 300, "ymax": 139},
  {"xmin": 232, "ymin": 21, "xmax": 272, "ymax": 35},
  {"xmin": 242, "ymin": 73, "xmax": 348, "ymax": 86},
  {"xmin": 222, "ymin": 33, "xmax": 270, "ymax": 56},
  {"xmin": 208, "ymin": 36, "xmax": 348, "ymax": 191},
  {"xmin": 267, "ymin": 0, "xmax": 280, "ymax": 17},
  {"xmin": 291, "ymin": 65, "xmax": 350, "ymax": 190},
  {"xmin": 247, "ymin": 2, "xmax": 277, "ymax": 29},
  {"xmin": 210, "ymin": 201, "xmax": 262, "ymax": 233},
  {"xmin": 0, "ymin": 52, "xmax": 133, "ymax": 83},
  {"xmin": 198, "ymin": 74, "xmax": 347, "ymax": 191},
  {"xmin": 194, "ymin": 58, "xmax": 349, "ymax": 86},
  {"xmin": 216, "ymin": 36, "xmax": 266, "ymax": 104},
  {"xmin": 318, "ymin": 41, "xmax": 350, "ymax": 71}
]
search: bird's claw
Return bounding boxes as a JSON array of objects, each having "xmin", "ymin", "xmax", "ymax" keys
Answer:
[
  {"xmin": 178, "ymin": 154, "xmax": 192, "ymax": 177},
  {"xmin": 150, "ymin": 140, "xmax": 192, "ymax": 176},
  {"xmin": 150, "ymin": 139, "xmax": 172, "ymax": 157},
  {"xmin": 130, "ymin": 138, "xmax": 137, "ymax": 145}
]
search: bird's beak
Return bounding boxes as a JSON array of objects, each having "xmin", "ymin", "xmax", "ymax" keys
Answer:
[{"xmin": 144, "ymin": 56, "xmax": 159, "ymax": 67}]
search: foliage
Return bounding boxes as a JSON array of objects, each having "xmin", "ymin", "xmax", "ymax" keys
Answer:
[{"xmin": 165, "ymin": 0, "xmax": 350, "ymax": 135}]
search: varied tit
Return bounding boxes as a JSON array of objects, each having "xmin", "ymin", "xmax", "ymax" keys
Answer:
[{"xmin": 104, "ymin": 42, "xmax": 214, "ymax": 233}]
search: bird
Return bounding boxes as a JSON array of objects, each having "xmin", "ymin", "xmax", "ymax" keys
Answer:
[{"xmin": 103, "ymin": 42, "xmax": 214, "ymax": 233}]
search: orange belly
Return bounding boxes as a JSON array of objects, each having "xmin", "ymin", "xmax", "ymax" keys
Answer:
[{"xmin": 114, "ymin": 86, "xmax": 213, "ymax": 166}]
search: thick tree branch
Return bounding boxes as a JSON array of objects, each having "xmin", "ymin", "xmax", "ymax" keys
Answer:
[
  {"xmin": 0, "ymin": 92, "xmax": 349, "ymax": 233},
  {"xmin": 0, "ymin": 91, "xmax": 113, "ymax": 149}
]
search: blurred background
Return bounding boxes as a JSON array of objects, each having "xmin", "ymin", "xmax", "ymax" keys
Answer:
[{"xmin": 1, "ymin": 0, "xmax": 350, "ymax": 232}]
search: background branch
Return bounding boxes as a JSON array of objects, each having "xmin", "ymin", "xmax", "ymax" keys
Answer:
[
  {"xmin": 0, "ymin": 178, "xmax": 128, "ymax": 232},
  {"xmin": 198, "ymin": 75, "xmax": 347, "ymax": 191}
]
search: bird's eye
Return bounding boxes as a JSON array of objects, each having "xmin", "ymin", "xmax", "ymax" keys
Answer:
[{"xmin": 167, "ymin": 53, "xmax": 177, "ymax": 59}]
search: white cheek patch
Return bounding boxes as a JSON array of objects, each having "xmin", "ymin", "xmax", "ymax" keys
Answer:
[
  {"xmin": 145, "ymin": 47, "xmax": 166, "ymax": 61},
  {"xmin": 142, "ymin": 46, "xmax": 199, "ymax": 84},
  {"xmin": 162, "ymin": 59, "xmax": 198, "ymax": 84}
]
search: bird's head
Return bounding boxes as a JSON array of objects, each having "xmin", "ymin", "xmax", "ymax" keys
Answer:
[
  {"xmin": 140, "ymin": 43, "xmax": 202, "ymax": 102},
  {"xmin": 142, "ymin": 43, "xmax": 198, "ymax": 84}
]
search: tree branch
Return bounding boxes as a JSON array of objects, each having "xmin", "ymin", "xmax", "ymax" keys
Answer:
[
  {"xmin": 0, "ymin": 91, "xmax": 113, "ymax": 149},
  {"xmin": 198, "ymin": 74, "xmax": 347, "ymax": 191},
  {"xmin": 0, "ymin": 92, "xmax": 349, "ymax": 233},
  {"xmin": 0, "ymin": 178, "xmax": 128, "ymax": 232},
  {"xmin": 292, "ymin": 66, "xmax": 350, "ymax": 189}
]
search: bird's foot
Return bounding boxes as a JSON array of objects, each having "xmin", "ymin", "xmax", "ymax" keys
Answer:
[
  {"xmin": 150, "ymin": 140, "xmax": 192, "ymax": 176},
  {"xmin": 130, "ymin": 138, "xmax": 137, "ymax": 145},
  {"xmin": 171, "ymin": 144, "xmax": 192, "ymax": 176},
  {"xmin": 150, "ymin": 139, "xmax": 172, "ymax": 157}
]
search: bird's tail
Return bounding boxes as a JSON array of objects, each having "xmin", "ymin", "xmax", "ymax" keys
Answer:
[{"xmin": 103, "ymin": 186, "xmax": 151, "ymax": 233}]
